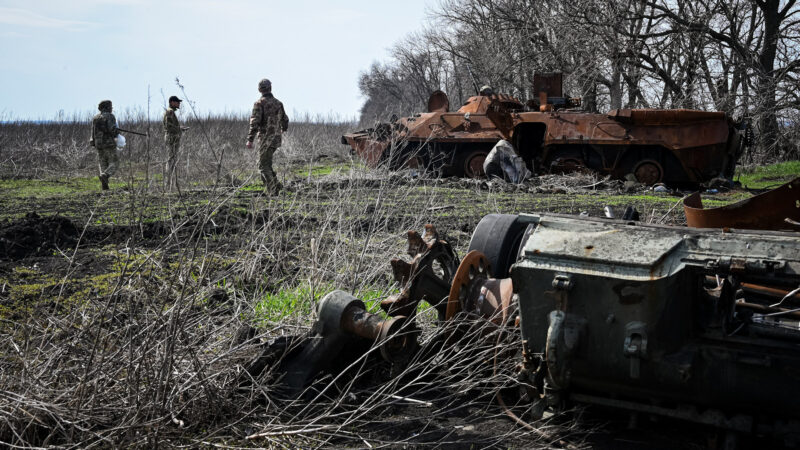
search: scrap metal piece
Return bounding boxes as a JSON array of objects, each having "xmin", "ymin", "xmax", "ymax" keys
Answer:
[
  {"xmin": 259, "ymin": 290, "xmax": 416, "ymax": 394},
  {"xmin": 381, "ymin": 224, "xmax": 458, "ymax": 319},
  {"xmin": 340, "ymin": 303, "xmax": 416, "ymax": 363},
  {"xmin": 509, "ymin": 211, "xmax": 800, "ymax": 433},
  {"xmin": 683, "ymin": 177, "xmax": 800, "ymax": 230},
  {"xmin": 446, "ymin": 250, "xmax": 514, "ymax": 324}
]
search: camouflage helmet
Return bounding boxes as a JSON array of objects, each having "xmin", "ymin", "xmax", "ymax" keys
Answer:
[
  {"xmin": 258, "ymin": 78, "xmax": 272, "ymax": 93},
  {"xmin": 98, "ymin": 100, "xmax": 112, "ymax": 111},
  {"xmin": 479, "ymin": 85, "xmax": 493, "ymax": 96}
]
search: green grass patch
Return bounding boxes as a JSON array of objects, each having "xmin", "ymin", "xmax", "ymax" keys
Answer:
[
  {"xmin": 0, "ymin": 177, "xmax": 118, "ymax": 198},
  {"xmin": 735, "ymin": 161, "xmax": 800, "ymax": 189},
  {"xmin": 291, "ymin": 162, "xmax": 362, "ymax": 178},
  {"xmin": 253, "ymin": 282, "xmax": 398, "ymax": 324}
]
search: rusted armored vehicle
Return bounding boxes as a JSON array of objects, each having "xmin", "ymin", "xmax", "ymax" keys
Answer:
[
  {"xmin": 342, "ymin": 90, "xmax": 526, "ymax": 178},
  {"xmin": 343, "ymin": 74, "xmax": 749, "ymax": 185},
  {"xmin": 502, "ymin": 106, "xmax": 747, "ymax": 185}
]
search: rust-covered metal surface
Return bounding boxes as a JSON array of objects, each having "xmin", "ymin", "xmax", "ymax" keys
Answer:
[
  {"xmin": 683, "ymin": 177, "xmax": 800, "ymax": 230},
  {"xmin": 343, "ymin": 86, "xmax": 748, "ymax": 184},
  {"xmin": 505, "ymin": 107, "xmax": 744, "ymax": 185},
  {"xmin": 342, "ymin": 92, "xmax": 525, "ymax": 178},
  {"xmin": 255, "ymin": 211, "xmax": 800, "ymax": 442}
]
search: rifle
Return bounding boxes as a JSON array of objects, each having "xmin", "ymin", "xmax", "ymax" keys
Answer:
[{"xmin": 117, "ymin": 127, "xmax": 149, "ymax": 137}]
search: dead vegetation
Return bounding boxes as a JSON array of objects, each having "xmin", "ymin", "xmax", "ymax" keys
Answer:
[{"xmin": 0, "ymin": 113, "xmax": 712, "ymax": 448}]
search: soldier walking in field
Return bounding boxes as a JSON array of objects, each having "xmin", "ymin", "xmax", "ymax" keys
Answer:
[
  {"xmin": 246, "ymin": 78, "xmax": 289, "ymax": 194},
  {"xmin": 163, "ymin": 95, "xmax": 188, "ymax": 190},
  {"xmin": 90, "ymin": 100, "xmax": 120, "ymax": 190}
]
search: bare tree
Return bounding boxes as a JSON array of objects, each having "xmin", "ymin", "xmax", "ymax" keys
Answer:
[{"xmin": 356, "ymin": 0, "xmax": 800, "ymax": 160}]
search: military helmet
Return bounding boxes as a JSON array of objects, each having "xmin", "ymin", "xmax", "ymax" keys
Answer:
[
  {"xmin": 98, "ymin": 100, "xmax": 112, "ymax": 111},
  {"xmin": 479, "ymin": 85, "xmax": 493, "ymax": 96},
  {"xmin": 258, "ymin": 78, "xmax": 272, "ymax": 93}
]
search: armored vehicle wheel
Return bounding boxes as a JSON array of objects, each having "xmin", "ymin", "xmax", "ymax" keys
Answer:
[
  {"xmin": 468, "ymin": 214, "xmax": 527, "ymax": 278},
  {"xmin": 633, "ymin": 159, "xmax": 664, "ymax": 185},
  {"xmin": 450, "ymin": 147, "xmax": 489, "ymax": 178},
  {"xmin": 463, "ymin": 150, "xmax": 488, "ymax": 178}
]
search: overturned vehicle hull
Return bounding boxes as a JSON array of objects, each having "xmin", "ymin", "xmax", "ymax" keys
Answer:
[{"xmin": 343, "ymin": 90, "xmax": 748, "ymax": 185}]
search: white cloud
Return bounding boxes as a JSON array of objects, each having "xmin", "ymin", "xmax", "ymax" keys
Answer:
[{"xmin": 0, "ymin": 7, "xmax": 95, "ymax": 31}]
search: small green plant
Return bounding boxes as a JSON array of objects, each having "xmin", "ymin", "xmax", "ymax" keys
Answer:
[{"xmin": 254, "ymin": 281, "xmax": 331, "ymax": 323}]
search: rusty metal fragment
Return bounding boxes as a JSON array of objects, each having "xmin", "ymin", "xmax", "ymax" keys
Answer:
[
  {"xmin": 247, "ymin": 290, "xmax": 417, "ymax": 395},
  {"xmin": 381, "ymin": 224, "xmax": 458, "ymax": 319},
  {"xmin": 446, "ymin": 250, "xmax": 514, "ymax": 324},
  {"xmin": 254, "ymin": 211, "xmax": 800, "ymax": 440},
  {"xmin": 683, "ymin": 177, "xmax": 800, "ymax": 230}
]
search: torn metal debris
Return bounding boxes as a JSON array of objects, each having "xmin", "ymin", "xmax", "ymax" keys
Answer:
[
  {"xmin": 253, "ymin": 208, "xmax": 800, "ymax": 441},
  {"xmin": 683, "ymin": 177, "xmax": 800, "ymax": 231}
]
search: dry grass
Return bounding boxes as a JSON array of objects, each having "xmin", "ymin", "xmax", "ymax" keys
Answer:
[{"xmin": 0, "ymin": 113, "xmax": 599, "ymax": 448}]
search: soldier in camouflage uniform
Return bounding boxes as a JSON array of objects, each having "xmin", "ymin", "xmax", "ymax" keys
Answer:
[
  {"xmin": 89, "ymin": 100, "xmax": 120, "ymax": 190},
  {"xmin": 246, "ymin": 78, "xmax": 289, "ymax": 194},
  {"xmin": 163, "ymin": 95, "xmax": 187, "ymax": 190}
]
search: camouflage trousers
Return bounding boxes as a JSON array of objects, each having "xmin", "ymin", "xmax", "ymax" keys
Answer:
[
  {"xmin": 257, "ymin": 138, "xmax": 280, "ymax": 193},
  {"xmin": 165, "ymin": 135, "xmax": 181, "ymax": 190},
  {"xmin": 96, "ymin": 146, "xmax": 118, "ymax": 178}
]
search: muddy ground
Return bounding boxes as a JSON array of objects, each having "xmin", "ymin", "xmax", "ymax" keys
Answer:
[{"xmin": 0, "ymin": 167, "xmax": 783, "ymax": 448}]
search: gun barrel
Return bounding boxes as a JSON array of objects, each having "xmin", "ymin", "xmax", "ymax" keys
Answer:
[{"xmin": 117, "ymin": 127, "xmax": 148, "ymax": 137}]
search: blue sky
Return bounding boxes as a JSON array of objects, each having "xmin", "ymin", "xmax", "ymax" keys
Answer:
[{"xmin": 0, "ymin": 0, "xmax": 433, "ymax": 120}]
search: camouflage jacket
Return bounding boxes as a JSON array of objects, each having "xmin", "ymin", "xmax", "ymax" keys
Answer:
[
  {"xmin": 247, "ymin": 93, "xmax": 289, "ymax": 145},
  {"xmin": 91, "ymin": 111, "xmax": 119, "ymax": 149},
  {"xmin": 163, "ymin": 107, "xmax": 182, "ymax": 138}
]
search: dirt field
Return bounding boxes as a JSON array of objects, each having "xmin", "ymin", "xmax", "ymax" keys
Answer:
[{"xmin": 1, "ymin": 118, "xmax": 794, "ymax": 447}]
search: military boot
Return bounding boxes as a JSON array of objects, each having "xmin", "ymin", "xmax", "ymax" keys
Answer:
[{"xmin": 100, "ymin": 175, "xmax": 109, "ymax": 190}]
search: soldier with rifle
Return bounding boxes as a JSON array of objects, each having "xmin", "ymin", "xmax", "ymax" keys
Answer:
[{"xmin": 89, "ymin": 99, "xmax": 147, "ymax": 190}]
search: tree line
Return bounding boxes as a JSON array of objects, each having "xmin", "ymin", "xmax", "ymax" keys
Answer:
[{"xmin": 358, "ymin": 0, "xmax": 799, "ymax": 161}]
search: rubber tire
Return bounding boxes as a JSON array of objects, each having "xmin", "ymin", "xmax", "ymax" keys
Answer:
[
  {"xmin": 467, "ymin": 214, "xmax": 527, "ymax": 278},
  {"xmin": 461, "ymin": 150, "xmax": 489, "ymax": 178}
]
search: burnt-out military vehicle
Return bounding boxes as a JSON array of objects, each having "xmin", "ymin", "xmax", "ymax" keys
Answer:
[
  {"xmin": 256, "ymin": 204, "xmax": 800, "ymax": 441},
  {"xmin": 342, "ymin": 90, "xmax": 526, "ymax": 178},
  {"xmin": 342, "ymin": 74, "xmax": 749, "ymax": 185}
]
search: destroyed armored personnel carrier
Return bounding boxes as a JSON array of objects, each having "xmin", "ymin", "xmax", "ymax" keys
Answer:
[
  {"xmin": 343, "ymin": 74, "xmax": 749, "ymax": 185},
  {"xmin": 342, "ymin": 90, "xmax": 525, "ymax": 178}
]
